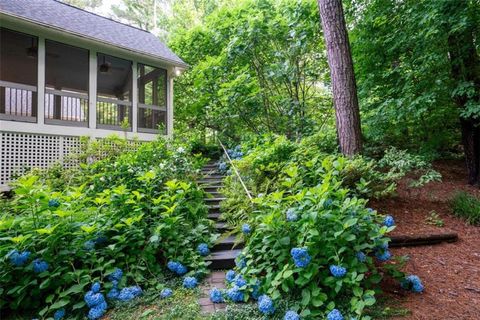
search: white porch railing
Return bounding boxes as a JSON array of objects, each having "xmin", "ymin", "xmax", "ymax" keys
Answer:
[
  {"xmin": 45, "ymin": 88, "xmax": 89, "ymax": 126},
  {"xmin": 0, "ymin": 80, "xmax": 37, "ymax": 122}
]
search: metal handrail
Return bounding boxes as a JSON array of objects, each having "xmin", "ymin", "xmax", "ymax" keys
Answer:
[{"xmin": 217, "ymin": 138, "xmax": 253, "ymax": 201}]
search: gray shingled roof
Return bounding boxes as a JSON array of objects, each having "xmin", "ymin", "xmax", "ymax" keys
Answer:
[{"xmin": 0, "ymin": 0, "xmax": 186, "ymax": 67}]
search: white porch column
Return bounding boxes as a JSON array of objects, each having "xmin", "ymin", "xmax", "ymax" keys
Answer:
[
  {"xmin": 132, "ymin": 61, "xmax": 138, "ymax": 133},
  {"xmin": 167, "ymin": 70, "xmax": 174, "ymax": 137},
  {"xmin": 88, "ymin": 51, "xmax": 97, "ymax": 129},
  {"xmin": 37, "ymin": 37, "xmax": 45, "ymax": 125}
]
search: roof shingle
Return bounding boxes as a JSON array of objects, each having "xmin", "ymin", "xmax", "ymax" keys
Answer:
[{"xmin": 0, "ymin": 0, "xmax": 186, "ymax": 66}]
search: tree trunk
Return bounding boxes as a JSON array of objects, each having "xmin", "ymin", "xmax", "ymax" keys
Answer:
[
  {"xmin": 318, "ymin": 0, "xmax": 362, "ymax": 156},
  {"xmin": 445, "ymin": 2, "xmax": 480, "ymax": 185}
]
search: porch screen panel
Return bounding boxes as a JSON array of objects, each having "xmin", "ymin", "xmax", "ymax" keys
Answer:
[
  {"xmin": 97, "ymin": 53, "xmax": 132, "ymax": 130},
  {"xmin": 45, "ymin": 40, "xmax": 89, "ymax": 125},
  {"xmin": 0, "ymin": 28, "xmax": 38, "ymax": 121},
  {"xmin": 137, "ymin": 64, "xmax": 167, "ymax": 134}
]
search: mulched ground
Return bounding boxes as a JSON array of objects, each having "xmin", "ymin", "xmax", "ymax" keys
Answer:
[{"xmin": 371, "ymin": 160, "xmax": 480, "ymax": 320}]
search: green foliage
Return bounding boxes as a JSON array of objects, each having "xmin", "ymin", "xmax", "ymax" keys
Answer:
[
  {"xmin": 350, "ymin": 0, "xmax": 480, "ymax": 154},
  {"xmin": 425, "ymin": 211, "xmax": 444, "ymax": 227},
  {"xmin": 0, "ymin": 138, "xmax": 212, "ymax": 318},
  {"xmin": 450, "ymin": 192, "xmax": 480, "ymax": 226},
  {"xmin": 218, "ymin": 135, "xmax": 415, "ymax": 319},
  {"xmin": 170, "ymin": 0, "xmax": 333, "ymax": 140},
  {"xmin": 238, "ymin": 169, "xmax": 398, "ymax": 319},
  {"xmin": 378, "ymin": 147, "xmax": 442, "ymax": 188}
]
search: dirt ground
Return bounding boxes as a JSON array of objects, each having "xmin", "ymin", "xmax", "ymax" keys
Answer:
[{"xmin": 371, "ymin": 160, "xmax": 480, "ymax": 320}]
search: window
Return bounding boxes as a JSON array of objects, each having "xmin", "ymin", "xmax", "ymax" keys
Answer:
[
  {"xmin": 138, "ymin": 63, "xmax": 167, "ymax": 134},
  {"xmin": 96, "ymin": 53, "xmax": 132, "ymax": 129},
  {"xmin": 45, "ymin": 40, "xmax": 89, "ymax": 125},
  {"xmin": 0, "ymin": 28, "xmax": 38, "ymax": 121}
]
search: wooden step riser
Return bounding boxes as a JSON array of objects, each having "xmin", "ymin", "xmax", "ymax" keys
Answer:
[
  {"xmin": 213, "ymin": 242, "xmax": 244, "ymax": 251},
  {"xmin": 203, "ymin": 187, "xmax": 223, "ymax": 193},
  {"xmin": 208, "ymin": 258, "xmax": 236, "ymax": 270}
]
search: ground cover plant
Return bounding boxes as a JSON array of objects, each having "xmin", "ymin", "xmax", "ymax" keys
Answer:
[{"xmin": 0, "ymin": 137, "xmax": 215, "ymax": 319}]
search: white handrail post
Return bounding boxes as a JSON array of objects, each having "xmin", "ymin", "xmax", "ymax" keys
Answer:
[
  {"xmin": 37, "ymin": 36, "xmax": 45, "ymax": 125},
  {"xmin": 132, "ymin": 61, "xmax": 138, "ymax": 134},
  {"xmin": 167, "ymin": 69, "xmax": 174, "ymax": 137},
  {"xmin": 88, "ymin": 50, "xmax": 97, "ymax": 129}
]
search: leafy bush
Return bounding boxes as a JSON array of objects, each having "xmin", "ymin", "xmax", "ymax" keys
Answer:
[
  {"xmin": 0, "ymin": 138, "xmax": 213, "ymax": 319},
  {"xmin": 450, "ymin": 192, "xmax": 480, "ymax": 225}
]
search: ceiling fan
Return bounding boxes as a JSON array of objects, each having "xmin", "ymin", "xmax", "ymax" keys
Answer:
[{"xmin": 99, "ymin": 55, "xmax": 125, "ymax": 74}]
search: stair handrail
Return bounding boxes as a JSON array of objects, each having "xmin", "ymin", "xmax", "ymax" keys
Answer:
[{"xmin": 217, "ymin": 138, "xmax": 253, "ymax": 201}]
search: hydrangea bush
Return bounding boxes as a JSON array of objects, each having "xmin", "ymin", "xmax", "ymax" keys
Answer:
[
  {"xmin": 0, "ymin": 137, "xmax": 214, "ymax": 318},
  {"xmin": 217, "ymin": 135, "xmax": 426, "ymax": 319}
]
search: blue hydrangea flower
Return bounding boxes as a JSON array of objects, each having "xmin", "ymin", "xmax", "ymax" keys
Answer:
[
  {"xmin": 117, "ymin": 286, "xmax": 143, "ymax": 302},
  {"xmin": 108, "ymin": 268, "xmax": 123, "ymax": 282},
  {"xmin": 258, "ymin": 295, "xmax": 275, "ymax": 315},
  {"xmin": 227, "ymin": 285, "xmax": 244, "ymax": 302},
  {"xmin": 84, "ymin": 240, "xmax": 96, "ymax": 251},
  {"xmin": 367, "ymin": 208, "xmax": 375, "ymax": 213},
  {"xmin": 8, "ymin": 249, "xmax": 31, "ymax": 267},
  {"xmin": 160, "ymin": 288, "xmax": 173, "ymax": 298},
  {"xmin": 167, "ymin": 261, "xmax": 187, "ymax": 275},
  {"xmin": 235, "ymin": 255, "xmax": 247, "ymax": 269},
  {"xmin": 111, "ymin": 280, "xmax": 119, "ymax": 288},
  {"xmin": 48, "ymin": 199, "xmax": 60, "ymax": 208},
  {"xmin": 400, "ymin": 275, "xmax": 424, "ymax": 293},
  {"xmin": 107, "ymin": 288, "xmax": 119, "ymax": 300},
  {"xmin": 183, "ymin": 276, "xmax": 198, "ymax": 289},
  {"xmin": 91, "ymin": 282, "xmax": 101, "ymax": 294},
  {"xmin": 209, "ymin": 287, "xmax": 224, "ymax": 303},
  {"xmin": 356, "ymin": 251, "xmax": 366, "ymax": 262},
  {"xmin": 87, "ymin": 304, "xmax": 107, "ymax": 320},
  {"xmin": 197, "ymin": 243, "xmax": 210, "ymax": 256},
  {"xmin": 330, "ymin": 265, "xmax": 347, "ymax": 278},
  {"xmin": 383, "ymin": 215, "xmax": 395, "ymax": 227},
  {"xmin": 226, "ymin": 270, "xmax": 236, "ymax": 283},
  {"xmin": 284, "ymin": 310, "xmax": 300, "ymax": 320},
  {"xmin": 218, "ymin": 162, "xmax": 227, "ymax": 172},
  {"xmin": 375, "ymin": 249, "xmax": 392, "ymax": 262},
  {"xmin": 235, "ymin": 275, "xmax": 247, "ymax": 287},
  {"xmin": 32, "ymin": 259, "xmax": 49, "ymax": 273},
  {"xmin": 286, "ymin": 208, "xmax": 298, "ymax": 222},
  {"xmin": 241, "ymin": 223, "xmax": 251, "ymax": 234},
  {"xmin": 53, "ymin": 308, "xmax": 65, "ymax": 320},
  {"xmin": 290, "ymin": 247, "xmax": 311, "ymax": 268},
  {"xmin": 327, "ymin": 309, "xmax": 343, "ymax": 320}
]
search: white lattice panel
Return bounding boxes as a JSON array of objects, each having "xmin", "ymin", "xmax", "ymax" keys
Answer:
[{"xmin": 0, "ymin": 132, "xmax": 81, "ymax": 185}]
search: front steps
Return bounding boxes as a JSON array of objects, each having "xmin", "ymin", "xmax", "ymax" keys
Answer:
[{"xmin": 199, "ymin": 162, "xmax": 243, "ymax": 269}]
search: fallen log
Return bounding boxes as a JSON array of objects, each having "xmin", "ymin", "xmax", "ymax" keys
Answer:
[{"xmin": 390, "ymin": 232, "xmax": 458, "ymax": 247}]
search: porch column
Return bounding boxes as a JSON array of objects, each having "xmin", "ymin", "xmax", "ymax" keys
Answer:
[
  {"xmin": 132, "ymin": 61, "xmax": 138, "ymax": 133},
  {"xmin": 88, "ymin": 50, "xmax": 97, "ymax": 129},
  {"xmin": 167, "ymin": 69, "xmax": 174, "ymax": 137},
  {"xmin": 37, "ymin": 36, "xmax": 45, "ymax": 125}
]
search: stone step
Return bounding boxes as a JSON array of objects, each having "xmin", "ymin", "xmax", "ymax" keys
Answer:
[
  {"xmin": 202, "ymin": 186, "xmax": 223, "ymax": 193},
  {"xmin": 201, "ymin": 175, "xmax": 225, "ymax": 180},
  {"xmin": 213, "ymin": 235, "xmax": 244, "ymax": 251},
  {"xmin": 205, "ymin": 191, "xmax": 223, "ymax": 198},
  {"xmin": 207, "ymin": 204, "xmax": 221, "ymax": 214},
  {"xmin": 215, "ymin": 222, "xmax": 230, "ymax": 233},
  {"xmin": 207, "ymin": 249, "xmax": 242, "ymax": 270},
  {"xmin": 208, "ymin": 213, "xmax": 222, "ymax": 220},
  {"xmin": 198, "ymin": 180, "xmax": 224, "ymax": 185},
  {"xmin": 205, "ymin": 197, "xmax": 226, "ymax": 204}
]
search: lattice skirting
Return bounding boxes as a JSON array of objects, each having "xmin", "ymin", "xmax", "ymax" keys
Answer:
[{"xmin": 0, "ymin": 132, "xmax": 82, "ymax": 185}]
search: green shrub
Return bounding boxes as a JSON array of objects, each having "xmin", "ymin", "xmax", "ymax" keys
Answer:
[
  {"xmin": 450, "ymin": 192, "xmax": 480, "ymax": 225},
  {"xmin": 0, "ymin": 138, "xmax": 213, "ymax": 319},
  {"xmin": 236, "ymin": 175, "xmax": 400, "ymax": 319}
]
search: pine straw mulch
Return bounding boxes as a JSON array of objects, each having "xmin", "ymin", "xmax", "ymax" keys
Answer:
[{"xmin": 370, "ymin": 160, "xmax": 480, "ymax": 320}]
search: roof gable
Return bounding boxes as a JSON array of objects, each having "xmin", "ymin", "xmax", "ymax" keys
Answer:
[{"xmin": 0, "ymin": 0, "xmax": 186, "ymax": 66}]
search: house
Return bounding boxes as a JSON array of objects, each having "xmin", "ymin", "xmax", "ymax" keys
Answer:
[{"xmin": 0, "ymin": 0, "xmax": 187, "ymax": 186}]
